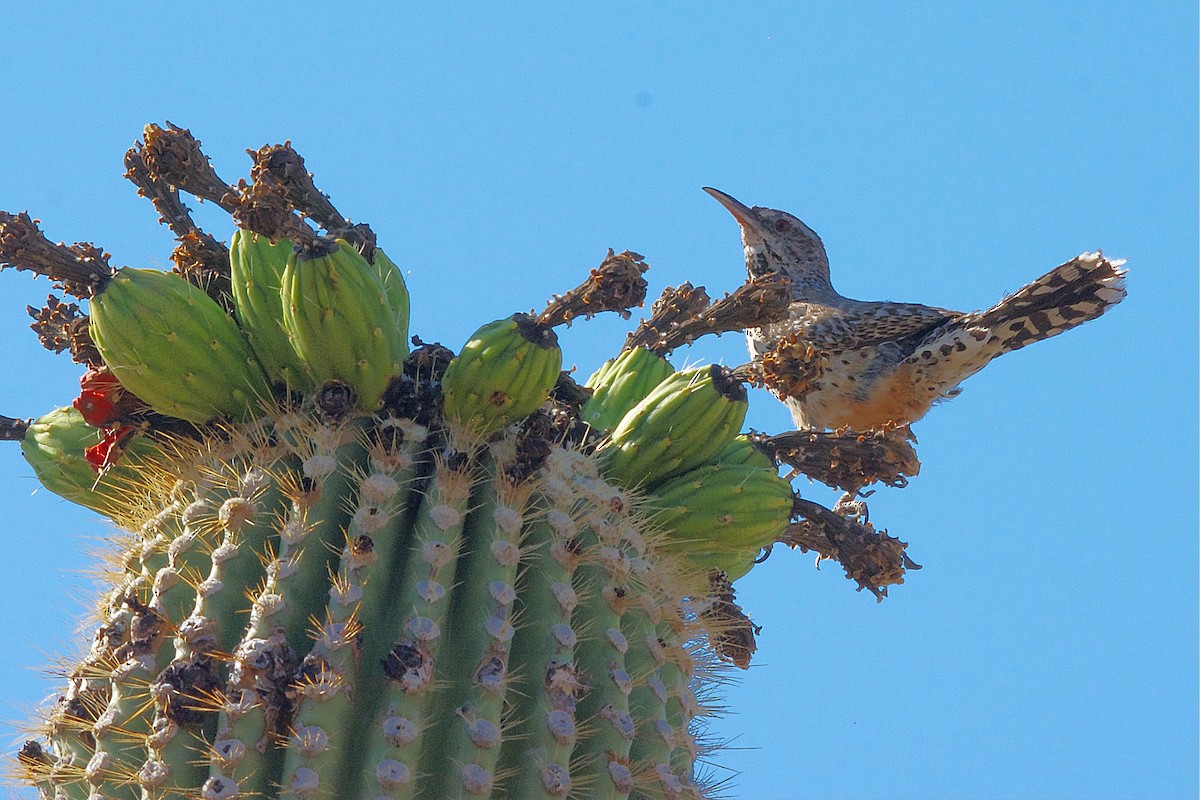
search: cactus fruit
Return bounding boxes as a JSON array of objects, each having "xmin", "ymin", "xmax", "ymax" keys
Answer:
[
  {"xmin": 281, "ymin": 239, "xmax": 407, "ymax": 410},
  {"xmin": 650, "ymin": 463, "xmax": 795, "ymax": 582},
  {"xmin": 602, "ymin": 364, "xmax": 748, "ymax": 490},
  {"xmin": 371, "ymin": 247, "xmax": 412, "ymax": 339},
  {"xmin": 441, "ymin": 313, "xmax": 563, "ymax": 437},
  {"xmin": 229, "ymin": 230, "xmax": 315, "ymax": 392},
  {"xmin": 714, "ymin": 433, "xmax": 775, "ymax": 471},
  {"xmin": 20, "ymin": 406, "xmax": 162, "ymax": 518},
  {"xmin": 582, "ymin": 345, "xmax": 675, "ymax": 432},
  {"xmin": 89, "ymin": 267, "xmax": 273, "ymax": 424},
  {"xmin": 686, "ymin": 547, "xmax": 760, "ymax": 583}
]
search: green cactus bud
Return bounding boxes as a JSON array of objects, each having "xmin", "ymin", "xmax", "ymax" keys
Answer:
[
  {"xmin": 372, "ymin": 247, "xmax": 411, "ymax": 343},
  {"xmin": 441, "ymin": 313, "xmax": 563, "ymax": 436},
  {"xmin": 229, "ymin": 230, "xmax": 315, "ymax": 392},
  {"xmin": 684, "ymin": 547, "xmax": 759, "ymax": 582},
  {"xmin": 89, "ymin": 267, "xmax": 273, "ymax": 423},
  {"xmin": 20, "ymin": 406, "xmax": 159, "ymax": 518},
  {"xmin": 602, "ymin": 364, "xmax": 748, "ymax": 490},
  {"xmin": 651, "ymin": 462, "xmax": 794, "ymax": 553},
  {"xmin": 581, "ymin": 345, "xmax": 674, "ymax": 432},
  {"xmin": 714, "ymin": 433, "xmax": 776, "ymax": 471},
  {"xmin": 281, "ymin": 239, "xmax": 407, "ymax": 410}
]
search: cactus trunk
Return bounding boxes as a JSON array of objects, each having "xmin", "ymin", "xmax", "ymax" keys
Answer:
[{"xmin": 19, "ymin": 402, "xmax": 723, "ymax": 799}]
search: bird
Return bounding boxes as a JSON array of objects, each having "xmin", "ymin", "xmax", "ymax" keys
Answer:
[{"xmin": 704, "ymin": 187, "xmax": 1127, "ymax": 431}]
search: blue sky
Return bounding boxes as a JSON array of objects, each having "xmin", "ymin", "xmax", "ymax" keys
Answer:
[{"xmin": 0, "ymin": 4, "xmax": 1195, "ymax": 799}]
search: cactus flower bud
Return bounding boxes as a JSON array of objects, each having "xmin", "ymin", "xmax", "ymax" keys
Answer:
[
  {"xmin": 89, "ymin": 267, "xmax": 273, "ymax": 423},
  {"xmin": 441, "ymin": 314, "xmax": 563, "ymax": 436},
  {"xmin": 281, "ymin": 239, "xmax": 407, "ymax": 410}
]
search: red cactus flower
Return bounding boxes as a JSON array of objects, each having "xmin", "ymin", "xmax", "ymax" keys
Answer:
[
  {"xmin": 84, "ymin": 424, "xmax": 136, "ymax": 474},
  {"xmin": 73, "ymin": 367, "xmax": 145, "ymax": 427},
  {"xmin": 79, "ymin": 367, "xmax": 122, "ymax": 396},
  {"xmin": 74, "ymin": 389, "xmax": 120, "ymax": 427}
]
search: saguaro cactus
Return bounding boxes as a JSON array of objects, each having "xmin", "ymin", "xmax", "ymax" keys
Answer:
[{"xmin": 1, "ymin": 125, "xmax": 924, "ymax": 799}]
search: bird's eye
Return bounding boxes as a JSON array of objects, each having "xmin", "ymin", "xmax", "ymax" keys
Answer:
[{"xmin": 774, "ymin": 219, "xmax": 792, "ymax": 233}]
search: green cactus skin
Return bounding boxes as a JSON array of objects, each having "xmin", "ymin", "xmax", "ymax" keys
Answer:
[
  {"xmin": 45, "ymin": 498, "xmax": 187, "ymax": 800},
  {"xmin": 625, "ymin": 565, "xmax": 703, "ymax": 799},
  {"xmin": 229, "ymin": 230, "xmax": 316, "ymax": 393},
  {"xmin": 205, "ymin": 417, "xmax": 369, "ymax": 799},
  {"xmin": 142, "ymin": 460, "xmax": 288, "ymax": 798},
  {"xmin": 492, "ymin": 449, "xmax": 706, "ymax": 800},
  {"xmin": 85, "ymin": 448, "xmax": 248, "ymax": 800},
  {"xmin": 602, "ymin": 365, "xmax": 748, "ymax": 491},
  {"xmin": 583, "ymin": 346, "xmax": 675, "ymax": 433},
  {"xmin": 663, "ymin": 631, "xmax": 703, "ymax": 780},
  {"xmin": 87, "ymin": 616, "xmax": 160, "ymax": 799},
  {"xmin": 570, "ymin": 526, "xmax": 641, "ymax": 797},
  {"xmin": 107, "ymin": 430, "xmax": 268, "ymax": 798},
  {"xmin": 281, "ymin": 241, "xmax": 407, "ymax": 410},
  {"xmin": 713, "ymin": 433, "xmax": 775, "ymax": 472},
  {"xmin": 21, "ymin": 406, "xmax": 162, "ymax": 519},
  {"xmin": 267, "ymin": 412, "xmax": 370, "ymax": 656},
  {"xmin": 441, "ymin": 314, "xmax": 563, "ymax": 438},
  {"xmin": 371, "ymin": 248, "xmax": 412, "ymax": 344},
  {"xmin": 416, "ymin": 451, "xmax": 534, "ymax": 800},
  {"xmin": 492, "ymin": 467, "xmax": 585, "ymax": 799},
  {"xmin": 353, "ymin": 450, "xmax": 478, "ymax": 800},
  {"xmin": 275, "ymin": 418, "xmax": 428, "ymax": 799},
  {"xmin": 651, "ymin": 463, "xmax": 794, "ymax": 569},
  {"xmin": 89, "ymin": 268, "xmax": 273, "ymax": 424},
  {"xmin": 15, "ymin": 387, "xmax": 776, "ymax": 800}
]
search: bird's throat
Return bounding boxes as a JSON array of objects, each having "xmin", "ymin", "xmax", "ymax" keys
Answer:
[{"xmin": 743, "ymin": 242, "xmax": 837, "ymax": 301}]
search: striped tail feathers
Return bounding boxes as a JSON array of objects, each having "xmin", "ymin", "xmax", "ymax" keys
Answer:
[{"xmin": 971, "ymin": 251, "xmax": 1128, "ymax": 353}]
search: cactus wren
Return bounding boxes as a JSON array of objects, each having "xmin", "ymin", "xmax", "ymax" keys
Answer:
[{"xmin": 705, "ymin": 188, "xmax": 1127, "ymax": 431}]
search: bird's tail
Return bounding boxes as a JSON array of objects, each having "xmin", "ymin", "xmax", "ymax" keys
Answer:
[{"xmin": 971, "ymin": 252, "xmax": 1127, "ymax": 353}]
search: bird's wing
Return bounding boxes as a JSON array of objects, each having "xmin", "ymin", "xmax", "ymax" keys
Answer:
[{"xmin": 779, "ymin": 301, "xmax": 961, "ymax": 353}]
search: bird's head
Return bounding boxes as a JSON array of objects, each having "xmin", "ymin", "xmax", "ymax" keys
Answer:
[{"xmin": 704, "ymin": 187, "xmax": 832, "ymax": 293}]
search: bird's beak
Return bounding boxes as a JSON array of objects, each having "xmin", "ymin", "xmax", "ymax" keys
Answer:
[{"xmin": 703, "ymin": 187, "xmax": 755, "ymax": 227}]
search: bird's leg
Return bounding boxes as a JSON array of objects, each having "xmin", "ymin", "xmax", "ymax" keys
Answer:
[{"xmin": 833, "ymin": 491, "xmax": 870, "ymax": 525}]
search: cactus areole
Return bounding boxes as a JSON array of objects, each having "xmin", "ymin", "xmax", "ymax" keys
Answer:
[{"xmin": 0, "ymin": 126, "xmax": 930, "ymax": 800}]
